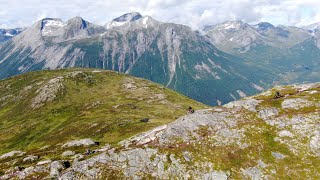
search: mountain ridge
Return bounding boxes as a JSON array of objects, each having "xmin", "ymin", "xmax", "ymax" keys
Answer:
[
  {"xmin": 0, "ymin": 13, "xmax": 274, "ymax": 106},
  {"xmin": 0, "ymin": 13, "xmax": 319, "ymax": 106},
  {"xmin": 204, "ymin": 20, "xmax": 320, "ymax": 86}
]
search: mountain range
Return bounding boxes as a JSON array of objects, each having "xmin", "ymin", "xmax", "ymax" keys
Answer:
[
  {"xmin": 205, "ymin": 21, "xmax": 320, "ymax": 84},
  {"xmin": 0, "ymin": 12, "xmax": 319, "ymax": 105},
  {"xmin": 0, "ymin": 28, "xmax": 23, "ymax": 42},
  {"xmin": 0, "ymin": 13, "xmax": 274, "ymax": 106}
]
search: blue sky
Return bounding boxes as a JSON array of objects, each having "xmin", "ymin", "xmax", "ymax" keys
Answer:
[{"xmin": 0, "ymin": 0, "xmax": 319, "ymax": 29}]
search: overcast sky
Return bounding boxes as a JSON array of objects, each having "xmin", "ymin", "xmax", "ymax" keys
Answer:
[{"xmin": 0, "ymin": 0, "xmax": 320, "ymax": 29}]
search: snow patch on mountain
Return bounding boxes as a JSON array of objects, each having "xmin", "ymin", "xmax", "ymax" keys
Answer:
[
  {"xmin": 41, "ymin": 18, "xmax": 65, "ymax": 36},
  {"xmin": 106, "ymin": 21, "xmax": 127, "ymax": 29},
  {"xmin": 0, "ymin": 28, "xmax": 23, "ymax": 42},
  {"xmin": 106, "ymin": 12, "xmax": 142, "ymax": 29},
  {"xmin": 43, "ymin": 19, "xmax": 64, "ymax": 28},
  {"xmin": 224, "ymin": 24, "xmax": 236, "ymax": 30},
  {"xmin": 4, "ymin": 32, "xmax": 14, "ymax": 36},
  {"xmin": 221, "ymin": 21, "xmax": 244, "ymax": 30},
  {"xmin": 142, "ymin": 17, "xmax": 149, "ymax": 28}
]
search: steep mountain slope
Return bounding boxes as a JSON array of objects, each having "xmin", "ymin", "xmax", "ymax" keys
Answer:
[
  {"xmin": 205, "ymin": 21, "xmax": 264, "ymax": 53},
  {"xmin": 1, "ymin": 80, "xmax": 319, "ymax": 179},
  {"xmin": 205, "ymin": 21, "xmax": 311, "ymax": 53},
  {"xmin": 0, "ymin": 69, "xmax": 206, "ymax": 154},
  {"xmin": 0, "ymin": 28, "xmax": 23, "ymax": 43},
  {"xmin": 205, "ymin": 21, "xmax": 320, "ymax": 85},
  {"xmin": 242, "ymin": 37, "xmax": 320, "ymax": 84},
  {"xmin": 0, "ymin": 13, "xmax": 272, "ymax": 106},
  {"xmin": 303, "ymin": 22, "xmax": 320, "ymax": 33}
]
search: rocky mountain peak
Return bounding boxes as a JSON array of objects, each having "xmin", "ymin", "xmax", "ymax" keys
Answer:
[
  {"xmin": 254, "ymin": 22, "xmax": 275, "ymax": 31},
  {"xmin": 203, "ymin": 21, "xmax": 249, "ymax": 32},
  {"xmin": 303, "ymin": 22, "xmax": 320, "ymax": 31},
  {"xmin": 66, "ymin": 16, "xmax": 88, "ymax": 29},
  {"xmin": 40, "ymin": 18, "xmax": 65, "ymax": 36},
  {"xmin": 113, "ymin": 12, "xmax": 142, "ymax": 22},
  {"xmin": 219, "ymin": 20, "xmax": 249, "ymax": 30},
  {"xmin": 202, "ymin": 24, "xmax": 216, "ymax": 32},
  {"xmin": 40, "ymin": 18, "xmax": 64, "ymax": 29},
  {"xmin": 303, "ymin": 22, "xmax": 320, "ymax": 36},
  {"xmin": 106, "ymin": 12, "xmax": 143, "ymax": 29}
]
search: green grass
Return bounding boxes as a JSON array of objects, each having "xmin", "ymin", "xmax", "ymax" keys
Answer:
[{"xmin": 0, "ymin": 68, "xmax": 207, "ymax": 154}]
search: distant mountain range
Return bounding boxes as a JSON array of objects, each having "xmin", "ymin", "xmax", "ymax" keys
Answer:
[
  {"xmin": 204, "ymin": 21, "xmax": 320, "ymax": 84},
  {"xmin": 0, "ymin": 28, "xmax": 23, "ymax": 42},
  {"xmin": 0, "ymin": 12, "xmax": 319, "ymax": 105}
]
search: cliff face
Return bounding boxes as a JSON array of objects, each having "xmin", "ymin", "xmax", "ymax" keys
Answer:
[{"xmin": 1, "ymin": 78, "xmax": 319, "ymax": 179}]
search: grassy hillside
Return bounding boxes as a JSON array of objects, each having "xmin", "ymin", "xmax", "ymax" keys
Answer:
[
  {"xmin": 0, "ymin": 69, "xmax": 206, "ymax": 154},
  {"xmin": 0, "ymin": 73, "xmax": 318, "ymax": 179}
]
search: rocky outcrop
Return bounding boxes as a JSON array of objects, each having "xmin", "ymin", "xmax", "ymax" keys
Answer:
[
  {"xmin": 0, "ymin": 151, "xmax": 24, "ymax": 159},
  {"xmin": 310, "ymin": 133, "xmax": 320, "ymax": 156},
  {"xmin": 31, "ymin": 76, "xmax": 64, "ymax": 109},
  {"xmin": 23, "ymin": 155, "xmax": 38, "ymax": 162},
  {"xmin": 258, "ymin": 108, "xmax": 279, "ymax": 119},
  {"xmin": 37, "ymin": 160, "xmax": 52, "ymax": 165},
  {"xmin": 224, "ymin": 99, "xmax": 261, "ymax": 112},
  {"xmin": 241, "ymin": 167, "xmax": 263, "ymax": 180},
  {"xmin": 62, "ymin": 138, "xmax": 95, "ymax": 148},
  {"xmin": 281, "ymin": 98, "xmax": 313, "ymax": 109},
  {"xmin": 120, "ymin": 125, "xmax": 167, "ymax": 147},
  {"xmin": 62, "ymin": 151, "xmax": 76, "ymax": 157},
  {"xmin": 50, "ymin": 161, "xmax": 64, "ymax": 178}
]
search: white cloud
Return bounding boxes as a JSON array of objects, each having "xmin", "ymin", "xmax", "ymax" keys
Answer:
[{"xmin": 0, "ymin": 0, "xmax": 319, "ymax": 29}]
